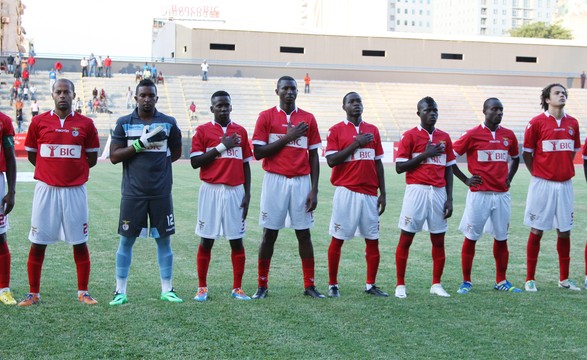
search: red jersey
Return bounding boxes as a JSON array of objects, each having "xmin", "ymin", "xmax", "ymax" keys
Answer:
[
  {"xmin": 104, "ymin": 57, "xmax": 112, "ymax": 67},
  {"xmin": 396, "ymin": 125, "xmax": 456, "ymax": 187},
  {"xmin": 326, "ymin": 120, "xmax": 383, "ymax": 196},
  {"xmin": 25, "ymin": 110, "xmax": 100, "ymax": 187},
  {"xmin": 191, "ymin": 121, "xmax": 253, "ymax": 186},
  {"xmin": 0, "ymin": 112, "xmax": 15, "ymax": 172},
  {"xmin": 453, "ymin": 124, "xmax": 519, "ymax": 192},
  {"xmin": 252, "ymin": 106, "xmax": 321, "ymax": 178},
  {"xmin": 523, "ymin": 111, "xmax": 580, "ymax": 181}
]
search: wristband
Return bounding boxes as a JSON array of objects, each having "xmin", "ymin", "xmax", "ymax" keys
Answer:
[
  {"xmin": 215, "ymin": 143, "xmax": 227, "ymax": 153},
  {"xmin": 132, "ymin": 139, "xmax": 144, "ymax": 152}
]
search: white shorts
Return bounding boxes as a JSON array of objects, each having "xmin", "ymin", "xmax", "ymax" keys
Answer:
[
  {"xmin": 524, "ymin": 176, "xmax": 574, "ymax": 232},
  {"xmin": 459, "ymin": 190, "xmax": 510, "ymax": 241},
  {"xmin": 196, "ymin": 182, "xmax": 246, "ymax": 240},
  {"xmin": 29, "ymin": 181, "xmax": 89, "ymax": 245},
  {"xmin": 329, "ymin": 187, "xmax": 379, "ymax": 240},
  {"xmin": 0, "ymin": 174, "xmax": 8, "ymax": 235},
  {"xmin": 398, "ymin": 184, "xmax": 448, "ymax": 234},
  {"xmin": 259, "ymin": 172, "xmax": 314, "ymax": 230}
]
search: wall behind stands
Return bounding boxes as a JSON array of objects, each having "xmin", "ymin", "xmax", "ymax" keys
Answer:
[{"xmin": 152, "ymin": 25, "xmax": 586, "ymax": 87}]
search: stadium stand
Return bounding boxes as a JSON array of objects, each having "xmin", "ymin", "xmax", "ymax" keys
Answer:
[{"xmin": 3, "ymin": 71, "xmax": 587, "ymax": 142}]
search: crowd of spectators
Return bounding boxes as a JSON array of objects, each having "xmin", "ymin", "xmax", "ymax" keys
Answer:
[{"xmin": 3, "ymin": 53, "xmax": 39, "ymax": 133}]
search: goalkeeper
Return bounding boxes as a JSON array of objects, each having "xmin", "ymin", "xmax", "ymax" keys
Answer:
[{"xmin": 109, "ymin": 79, "xmax": 183, "ymax": 306}]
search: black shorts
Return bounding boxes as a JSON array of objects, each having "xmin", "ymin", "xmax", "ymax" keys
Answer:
[{"xmin": 118, "ymin": 196, "xmax": 175, "ymax": 238}]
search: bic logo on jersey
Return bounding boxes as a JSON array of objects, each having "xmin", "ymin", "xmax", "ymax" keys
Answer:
[
  {"xmin": 268, "ymin": 133, "xmax": 308, "ymax": 149},
  {"xmin": 207, "ymin": 146, "xmax": 243, "ymax": 159},
  {"xmin": 40, "ymin": 144, "xmax": 82, "ymax": 158},
  {"xmin": 413, "ymin": 152, "xmax": 447, "ymax": 165},
  {"xmin": 541, "ymin": 139, "xmax": 574, "ymax": 152},
  {"xmin": 477, "ymin": 150, "xmax": 508, "ymax": 162},
  {"xmin": 346, "ymin": 148, "xmax": 375, "ymax": 162}
]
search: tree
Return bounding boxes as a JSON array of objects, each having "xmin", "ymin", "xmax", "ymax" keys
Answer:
[{"xmin": 509, "ymin": 21, "xmax": 573, "ymax": 40}]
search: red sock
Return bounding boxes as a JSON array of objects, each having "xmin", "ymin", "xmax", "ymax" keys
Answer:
[
  {"xmin": 557, "ymin": 236, "xmax": 571, "ymax": 281},
  {"xmin": 27, "ymin": 246, "xmax": 46, "ymax": 293},
  {"xmin": 493, "ymin": 240, "xmax": 509, "ymax": 283},
  {"xmin": 301, "ymin": 257, "xmax": 315, "ymax": 288},
  {"xmin": 395, "ymin": 232, "xmax": 414, "ymax": 286},
  {"xmin": 0, "ymin": 241, "xmax": 10, "ymax": 288},
  {"xmin": 258, "ymin": 259, "xmax": 271, "ymax": 287},
  {"xmin": 73, "ymin": 244, "xmax": 91, "ymax": 291},
  {"xmin": 365, "ymin": 239, "xmax": 380, "ymax": 285},
  {"xmin": 231, "ymin": 247, "xmax": 245, "ymax": 289},
  {"xmin": 430, "ymin": 233, "xmax": 445, "ymax": 284},
  {"xmin": 328, "ymin": 237, "xmax": 344, "ymax": 285},
  {"xmin": 197, "ymin": 244, "xmax": 212, "ymax": 288},
  {"xmin": 461, "ymin": 238, "xmax": 476, "ymax": 283},
  {"xmin": 526, "ymin": 232, "xmax": 541, "ymax": 281}
]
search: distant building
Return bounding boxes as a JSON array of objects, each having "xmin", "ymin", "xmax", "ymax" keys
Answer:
[
  {"xmin": 0, "ymin": 0, "xmax": 27, "ymax": 54},
  {"xmin": 388, "ymin": 0, "xmax": 558, "ymax": 36}
]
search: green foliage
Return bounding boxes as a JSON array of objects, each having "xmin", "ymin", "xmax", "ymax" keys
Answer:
[
  {"xmin": 4, "ymin": 160, "xmax": 587, "ymax": 359},
  {"xmin": 509, "ymin": 21, "xmax": 573, "ymax": 40}
]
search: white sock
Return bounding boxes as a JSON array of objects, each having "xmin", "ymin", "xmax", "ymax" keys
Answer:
[
  {"xmin": 365, "ymin": 284, "xmax": 373, "ymax": 290},
  {"xmin": 161, "ymin": 279, "xmax": 172, "ymax": 293},
  {"xmin": 116, "ymin": 278, "xmax": 128, "ymax": 294},
  {"xmin": 0, "ymin": 287, "xmax": 9, "ymax": 293}
]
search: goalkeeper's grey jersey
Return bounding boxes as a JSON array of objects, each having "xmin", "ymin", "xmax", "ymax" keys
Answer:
[{"xmin": 112, "ymin": 109, "xmax": 182, "ymax": 199}]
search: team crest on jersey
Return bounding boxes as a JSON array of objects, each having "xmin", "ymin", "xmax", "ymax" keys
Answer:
[
  {"xmin": 502, "ymin": 137, "xmax": 509, "ymax": 147},
  {"xmin": 122, "ymin": 220, "xmax": 130, "ymax": 231},
  {"xmin": 71, "ymin": 127, "xmax": 80, "ymax": 137},
  {"xmin": 568, "ymin": 127, "xmax": 574, "ymax": 136},
  {"xmin": 404, "ymin": 216, "xmax": 412, "ymax": 226}
]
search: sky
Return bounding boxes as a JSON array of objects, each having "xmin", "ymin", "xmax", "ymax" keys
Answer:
[{"xmin": 22, "ymin": 0, "xmax": 386, "ymax": 59}]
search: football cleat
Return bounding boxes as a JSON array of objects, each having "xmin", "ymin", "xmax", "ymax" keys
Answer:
[
  {"xmin": 78, "ymin": 292, "xmax": 98, "ymax": 305},
  {"xmin": 193, "ymin": 287, "xmax": 208, "ymax": 302},
  {"xmin": 109, "ymin": 292, "xmax": 128, "ymax": 306},
  {"xmin": 457, "ymin": 281, "xmax": 473, "ymax": 294},
  {"xmin": 252, "ymin": 286, "xmax": 268, "ymax": 300},
  {"xmin": 494, "ymin": 280, "xmax": 523, "ymax": 293},
  {"xmin": 328, "ymin": 285, "xmax": 340, "ymax": 298},
  {"xmin": 18, "ymin": 293, "xmax": 40, "ymax": 307},
  {"xmin": 559, "ymin": 279, "xmax": 581, "ymax": 291},
  {"xmin": 524, "ymin": 280, "xmax": 537, "ymax": 292},
  {"xmin": 303, "ymin": 286, "xmax": 325, "ymax": 298},
  {"xmin": 430, "ymin": 283, "xmax": 450, "ymax": 297},
  {"xmin": 395, "ymin": 285, "xmax": 407, "ymax": 299},
  {"xmin": 365, "ymin": 285, "xmax": 389, "ymax": 297},
  {"xmin": 231, "ymin": 288, "xmax": 251, "ymax": 301},
  {"xmin": 161, "ymin": 288, "xmax": 184, "ymax": 303},
  {"xmin": 0, "ymin": 290, "xmax": 17, "ymax": 305}
]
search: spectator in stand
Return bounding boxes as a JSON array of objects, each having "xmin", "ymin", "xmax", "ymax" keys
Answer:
[
  {"xmin": 96, "ymin": 56, "xmax": 103, "ymax": 77},
  {"xmin": 27, "ymin": 56, "xmax": 36, "ymax": 74},
  {"xmin": 125, "ymin": 86, "xmax": 134, "ymax": 109},
  {"xmin": 135, "ymin": 69, "xmax": 142, "ymax": 82},
  {"xmin": 151, "ymin": 64, "xmax": 158, "ymax": 81},
  {"xmin": 93, "ymin": 97, "xmax": 100, "ymax": 114},
  {"xmin": 189, "ymin": 101, "xmax": 197, "ymax": 121},
  {"xmin": 15, "ymin": 99, "xmax": 24, "ymax": 133},
  {"xmin": 87, "ymin": 99, "xmax": 94, "ymax": 114},
  {"xmin": 22, "ymin": 68, "xmax": 30, "ymax": 88},
  {"xmin": 201, "ymin": 60, "xmax": 209, "ymax": 81},
  {"xmin": 49, "ymin": 69, "xmax": 57, "ymax": 90},
  {"xmin": 31, "ymin": 100, "xmax": 39, "ymax": 117},
  {"xmin": 13, "ymin": 65, "xmax": 21, "ymax": 80},
  {"xmin": 6, "ymin": 54, "xmax": 14, "ymax": 74},
  {"xmin": 80, "ymin": 57, "xmax": 89, "ymax": 77},
  {"xmin": 304, "ymin": 73, "xmax": 311, "ymax": 94},
  {"xmin": 104, "ymin": 56, "xmax": 112, "ymax": 78},
  {"xmin": 23, "ymin": 87, "xmax": 29, "ymax": 101},
  {"xmin": 16, "ymin": 87, "xmax": 23, "ymax": 101},
  {"xmin": 54, "ymin": 61, "xmax": 63, "ymax": 74},
  {"xmin": 157, "ymin": 72, "xmax": 164, "ymax": 84},
  {"xmin": 13, "ymin": 78, "xmax": 21, "ymax": 91},
  {"xmin": 143, "ymin": 67, "xmax": 152, "ymax": 81},
  {"xmin": 74, "ymin": 97, "xmax": 83, "ymax": 114},
  {"xmin": 88, "ymin": 53, "xmax": 97, "ymax": 77},
  {"xmin": 92, "ymin": 87, "xmax": 98, "ymax": 99},
  {"xmin": 29, "ymin": 85, "xmax": 37, "ymax": 101},
  {"xmin": 99, "ymin": 88, "xmax": 106, "ymax": 101}
]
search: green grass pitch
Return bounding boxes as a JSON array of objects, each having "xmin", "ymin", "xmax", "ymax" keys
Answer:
[{"xmin": 3, "ymin": 159, "xmax": 587, "ymax": 359}]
